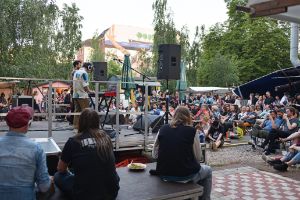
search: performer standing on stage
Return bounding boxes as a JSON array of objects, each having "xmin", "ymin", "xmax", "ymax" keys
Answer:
[
  {"xmin": 73, "ymin": 62, "xmax": 93, "ymax": 129},
  {"xmin": 67, "ymin": 60, "xmax": 81, "ymax": 125}
]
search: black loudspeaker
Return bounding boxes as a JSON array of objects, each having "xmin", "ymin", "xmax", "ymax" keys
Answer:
[
  {"xmin": 93, "ymin": 62, "xmax": 107, "ymax": 81},
  {"xmin": 133, "ymin": 115, "xmax": 164, "ymax": 133},
  {"xmin": 157, "ymin": 44, "xmax": 181, "ymax": 80},
  {"xmin": 12, "ymin": 95, "xmax": 33, "ymax": 107}
]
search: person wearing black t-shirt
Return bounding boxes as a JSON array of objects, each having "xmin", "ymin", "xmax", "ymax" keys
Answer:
[
  {"xmin": 152, "ymin": 106, "xmax": 212, "ymax": 200},
  {"xmin": 54, "ymin": 108, "xmax": 120, "ymax": 200},
  {"xmin": 207, "ymin": 120, "xmax": 225, "ymax": 150},
  {"xmin": 264, "ymin": 91, "xmax": 275, "ymax": 105}
]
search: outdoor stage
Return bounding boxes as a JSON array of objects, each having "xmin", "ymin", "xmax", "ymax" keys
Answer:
[{"xmin": 0, "ymin": 120, "xmax": 157, "ymax": 152}]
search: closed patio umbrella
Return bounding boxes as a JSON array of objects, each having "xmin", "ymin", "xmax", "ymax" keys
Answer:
[
  {"xmin": 176, "ymin": 61, "xmax": 187, "ymax": 101},
  {"xmin": 121, "ymin": 55, "xmax": 135, "ymax": 99}
]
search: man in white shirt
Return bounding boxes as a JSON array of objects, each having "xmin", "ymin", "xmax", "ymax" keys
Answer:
[
  {"xmin": 280, "ymin": 92, "xmax": 288, "ymax": 106},
  {"xmin": 73, "ymin": 62, "xmax": 93, "ymax": 129}
]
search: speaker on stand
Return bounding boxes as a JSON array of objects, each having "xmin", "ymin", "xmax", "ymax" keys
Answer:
[
  {"xmin": 93, "ymin": 62, "xmax": 108, "ymax": 81},
  {"xmin": 157, "ymin": 44, "xmax": 181, "ymax": 80},
  {"xmin": 156, "ymin": 44, "xmax": 181, "ymax": 124}
]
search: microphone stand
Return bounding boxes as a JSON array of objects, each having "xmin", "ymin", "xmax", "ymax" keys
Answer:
[{"xmin": 114, "ymin": 58, "xmax": 151, "ymax": 134}]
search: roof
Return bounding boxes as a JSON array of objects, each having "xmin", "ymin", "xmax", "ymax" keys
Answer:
[
  {"xmin": 233, "ymin": 66, "xmax": 300, "ymax": 98},
  {"xmin": 189, "ymin": 87, "xmax": 231, "ymax": 93},
  {"xmin": 104, "ymin": 40, "xmax": 152, "ymax": 51},
  {"xmin": 245, "ymin": 0, "xmax": 300, "ymax": 22}
]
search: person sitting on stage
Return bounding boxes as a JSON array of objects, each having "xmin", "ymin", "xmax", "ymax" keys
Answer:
[
  {"xmin": 54, "ymin": 108, "xmax": 120, "ymax": 200},
  {"xmin": 152, "ymin": 106, "xmax": 212, "ymax": 200},
  {"xmin": 0, "ymin": 106, "xmax": 51, "ymax": 199}
]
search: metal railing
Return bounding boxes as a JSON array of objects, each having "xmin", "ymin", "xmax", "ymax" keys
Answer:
[{"xmin": 0, "ymin": 77, "xmax": 152, "ymax": 151}]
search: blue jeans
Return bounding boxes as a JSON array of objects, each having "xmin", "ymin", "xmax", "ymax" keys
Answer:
[
  {"xmin": 192, "ymin": 165, "xmax": 212, "ymax": 200},
  {"xmin": 282, "ymin": 151, "xmax": 300, "ymax": 164},
  {"xmin": 54, "ymin": 171, "xmax": 74, "ymax": 198},
  {"xmin": 161, "ymin": 164, "xmax": 212, "ymax": 200}
]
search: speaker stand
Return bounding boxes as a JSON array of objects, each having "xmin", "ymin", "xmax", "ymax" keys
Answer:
[{"xmin": 152, "ymin": 79, "xmax": 172, "ymax": 131}]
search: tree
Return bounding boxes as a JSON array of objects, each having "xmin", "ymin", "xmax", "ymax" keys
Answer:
[
  {"xmin": 152, "ymin": 0, "xmax": 178, "ymax": 92},
  {"xmin": 200, "ymin": 53, "xmax": 239, "ymax": 87},
  {"xmin": 152, "ymin": 0, "xmax": 177, "ymax": 71},
  {"xmin": 89, "ymin": 31, "xmax": 105, "ymax": 62},
  {"xmin": 0, "ymin": 0, "xmax": 83, "ymax": 80},
  {"xmin": 107, "ymin": 60, "xmax": 122, "ymax": 78},
  {"xmin": 200, "ymin": 0, "xmax": 290, "ymax": 83},
  {"xmin": 186, "ymin": 26, "xmax": 203, "ymax": 86}
]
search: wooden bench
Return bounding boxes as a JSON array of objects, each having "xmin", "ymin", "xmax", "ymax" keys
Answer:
[
  {"xmin": 43, "ymin": 162, "xmax": 203, "ymax": 200},
  {"xmin": 116, "ymin": 162, "xmax": 203, "ymax": 200}
]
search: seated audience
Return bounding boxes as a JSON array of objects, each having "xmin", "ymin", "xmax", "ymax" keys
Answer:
[
  {"xmin": 263, "ymin": 107, "xmax": 299, "ymax": 155},
  {"xmin": 267, "ymin": 132, "xmax": 300, "ymax": 171},
  {"xmin": 252, "ymin": 110, "xmax": 283, "ymax": 140},
  {"xmin": 0, "ymin": 106, "xmax": 51, "ymax": 199},
  {"xmin": 152, "ymin": 106, "xmax": 212, "ymax": 200},
  {"xmin": 129, "ymin": 102, "xmax": 141, "ymax": 124},
  {"xmin": 54, "ymin": 108, "xmax": 120, "ymax": 200}
]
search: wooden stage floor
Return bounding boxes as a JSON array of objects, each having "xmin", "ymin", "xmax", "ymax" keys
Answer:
[{"xmin": 0, "ymin": 120, "xmax": 156, "ymax": 151}]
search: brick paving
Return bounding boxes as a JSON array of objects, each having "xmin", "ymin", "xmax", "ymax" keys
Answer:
[{"xmin": 212, "ymin": 166, "xmax": 300, "ymax": 200}]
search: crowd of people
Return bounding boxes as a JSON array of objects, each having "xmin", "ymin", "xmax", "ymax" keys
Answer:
[
  {"xmin": 1, "ymin": 60, "xmax": 300, "ymax": 199},
  {"xmin": 144, "ymin": 90, "xmax": 300, "ymax": 171}
]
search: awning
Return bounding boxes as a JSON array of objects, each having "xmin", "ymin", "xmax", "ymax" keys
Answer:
[
  {"xmin": 135, "ymin": 81, "xmax": 161, "ymax": 87},
  {"xmin": 0, "ymin": 81, "xmax": 19, "ymax": 89},
  {"xmin": 233, "ymin": 66, "xmax": 300, "ymax": 98},
  {"xmin": 189, "ymin": 87, "xmax": 231, "ymax": 93}
]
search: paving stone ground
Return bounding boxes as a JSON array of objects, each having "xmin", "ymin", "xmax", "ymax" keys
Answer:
[{"xmin": 212, "ymin": 166, "xmax": 300, "ymax": 200}]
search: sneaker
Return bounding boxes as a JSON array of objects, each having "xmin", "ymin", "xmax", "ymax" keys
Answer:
[
  {"xmin": 273, "ymin": 163, "xmax": 288, "ymax": 171},
  {"xmin": 267, "ymin": 160, "xmax": 283, "ymax": 166},
  {"xmin": 248, "ymin": 139, "xmax": 255, "ymax": 146},
  {"xmin": 261, "ymin": 153, "xmax": 269, "ymax": 162}
]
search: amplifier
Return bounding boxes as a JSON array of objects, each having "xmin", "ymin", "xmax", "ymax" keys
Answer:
[{"xmin": 12, "ymin": 95, "xmax": 34, "ymax": 107}]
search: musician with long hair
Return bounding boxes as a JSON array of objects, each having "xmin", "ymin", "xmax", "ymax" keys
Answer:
[
  {"xmin": 54, "ymin": 108, "xmax": 119, "ymax": 200},
  {"xmin": 152, "ymin": 106, "xmax": 212, "ymax": 200}
]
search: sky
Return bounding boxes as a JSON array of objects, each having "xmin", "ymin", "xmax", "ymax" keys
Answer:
[{"xmin": 58, "ymin": 0, "xmax": 228, "ymax": 40}]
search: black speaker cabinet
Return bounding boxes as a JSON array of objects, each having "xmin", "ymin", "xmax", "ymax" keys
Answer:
[
  {"xmin": 12, "ymin": 95, "xmax": 33, "ymax": 107},
  {"xmin": 157, "ymin": 44, "xmax": 181, "ymax": 80},
  {"xmin": 93, "ymin": 62, "xmax": 107, "ymax": 81}
]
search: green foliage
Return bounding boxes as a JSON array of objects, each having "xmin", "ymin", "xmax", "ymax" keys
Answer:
[
  {"xmin": 89, "ymin": 31, "xmax": 105, "ymax": 62},
  {"xmin": 200, "ymin": 0, "xmax": 290, "ymax": 84},
  {"xmin": 186, "ymin": 26, "xmax": 203, "ymax": 86},
  {"xmin": 199, "ymin": 53, "xmax": 239, "ymax": 87},
  {"xmin": 107, "ymin": 60, "xmax": 122, "ymax": 78},
  {"xmin": 150, "ymin": 0, "xmax": 291, "ymax": 89},
  {"xmin": 0, "ymin": 0, "xmax": 83, "ymax": 80},
  {"xmin": 152, "ymin": 0, "xmax": 177, "ymax": 75},
  {"xmin": 136, "ymin": 49, "xmax": 154, "ymax": 76}
]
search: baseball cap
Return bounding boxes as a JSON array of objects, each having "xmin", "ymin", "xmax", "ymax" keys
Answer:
[{"xmin": 5, "ymin": 105, "xmax": 34, "ymax": 128}]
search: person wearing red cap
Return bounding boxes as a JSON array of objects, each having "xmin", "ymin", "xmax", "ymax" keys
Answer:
[{"xmin": 0, "ymin": 105, "xmax": 51, "ymax": 200}]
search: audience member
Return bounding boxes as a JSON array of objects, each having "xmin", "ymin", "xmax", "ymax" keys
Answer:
[
  {"xmin": 152, "ymin": 106, "xmax": 212, "ymax": 200},
  {"xmin": 54, "ymin": 108, "xmax": 120, "ymax": 200},
  {"xmin": 0, "ymin": 106, "xmax": 51, "ymax": 199}
]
